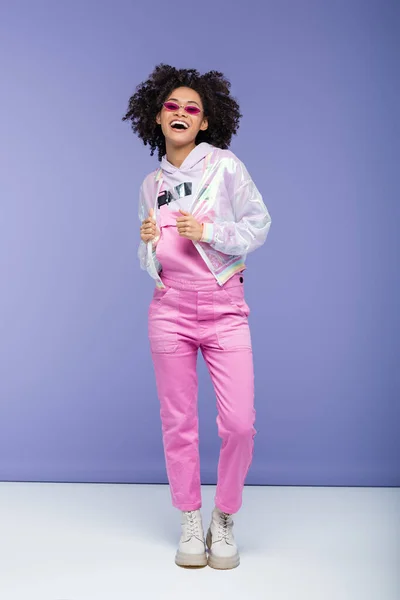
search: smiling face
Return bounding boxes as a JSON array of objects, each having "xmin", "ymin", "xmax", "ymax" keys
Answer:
[{"xmin": 156, "ymin": 87, "xmax": 208, "ymax": 151}]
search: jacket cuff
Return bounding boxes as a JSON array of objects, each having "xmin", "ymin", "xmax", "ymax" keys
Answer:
[{"xmin": 200, "ymin": 223, "xmax": 215, "ymax": 244}]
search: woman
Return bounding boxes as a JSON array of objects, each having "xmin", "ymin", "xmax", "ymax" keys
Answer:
[{"xmin": 122, "ymin": 64, "xmax": 271, "ymax": 570}]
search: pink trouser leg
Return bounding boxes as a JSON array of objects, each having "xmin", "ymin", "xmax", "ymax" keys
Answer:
[
  {"xmin": 201, "ymin": 344, "xmax": 256, "ymax": 515},
  {"xmin": 151, "ymin": 344, "xmax": 202, "ymax": 510},
  {"xmin": 149, "ymin": 277, "xmax": 256, "ymax": 514}
]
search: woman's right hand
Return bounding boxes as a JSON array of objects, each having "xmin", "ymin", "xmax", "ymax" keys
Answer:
[{"xmin": 140, "ymin": 208, "xmax": 160, "ymax": 245}]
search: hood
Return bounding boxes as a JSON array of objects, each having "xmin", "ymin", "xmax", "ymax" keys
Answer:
[{"xmin": 160, "ymin": 142, "xmax": 214, "ymax": 174}]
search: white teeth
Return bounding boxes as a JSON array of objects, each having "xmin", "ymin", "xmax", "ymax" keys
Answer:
[{"xmin": 170, "ymin": 120, "xmax": 189, "ymax": 129}]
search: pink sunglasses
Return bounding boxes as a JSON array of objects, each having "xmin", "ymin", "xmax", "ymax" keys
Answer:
[{"xmin": 163, "ymin": 101, "xmax": 202, "ymax": 116}]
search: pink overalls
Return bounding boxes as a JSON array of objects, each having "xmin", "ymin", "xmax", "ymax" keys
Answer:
[{"xmin": 148, "ymin": 202, "xmax": 256, "ymax": 514}]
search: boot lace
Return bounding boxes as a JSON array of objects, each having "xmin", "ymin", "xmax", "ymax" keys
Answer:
[
  {"xmin": 218, "ymin": 511, "xmax": 233, "ymax": 542},
  {"xmin": 184, "ymin": 511, "xmax": 201, "ymax": 538}
]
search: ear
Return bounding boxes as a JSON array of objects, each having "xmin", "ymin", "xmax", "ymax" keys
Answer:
[
  {"xmin": 200, "ymin": 117, "xmax": 208, "ymax": 131},
  {"xmin": 156, "ymin": 111, "xmax": 161, "ymax": 125}
]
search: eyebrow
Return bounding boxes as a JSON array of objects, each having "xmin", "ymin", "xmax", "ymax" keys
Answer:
[{"xmin": 167, "ymin": 97, "xmax": 201, "ymax": 107}]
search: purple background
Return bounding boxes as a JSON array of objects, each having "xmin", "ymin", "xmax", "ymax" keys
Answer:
[{"xmin": 0, "ymin": 0, "xmax": 399, "ymax": 486}]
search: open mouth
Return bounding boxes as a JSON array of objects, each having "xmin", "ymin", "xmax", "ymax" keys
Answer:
[{"xmin": 170, "ymin": 120, "xmax": 189, "ymax": 131}]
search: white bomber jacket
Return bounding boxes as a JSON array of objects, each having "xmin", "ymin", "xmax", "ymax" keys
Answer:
[{"xmin": 138, "ymin": 145, "xmax": 272, "ymax": 289}]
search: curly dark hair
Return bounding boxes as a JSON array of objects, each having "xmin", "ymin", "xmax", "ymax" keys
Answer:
[{"xmin": 122, "ymin": 63, "xmax": 242, "ymax": 161}]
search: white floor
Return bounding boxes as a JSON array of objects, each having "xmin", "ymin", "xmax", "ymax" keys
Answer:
[{"xmin": 0, "ymin": 483, "xmax": 399, "ymax": 600}]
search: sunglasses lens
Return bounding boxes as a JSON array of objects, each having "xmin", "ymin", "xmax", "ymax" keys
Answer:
[
  {"xmin": 186, "ymin": 106, "xmax": 201, "ymax": 115},
  {"xmin": 163, "ymin": 102, "xmax": 201, "ymax": 115},
  {"xmin": 164, "ymin": 102, "xmax": 179, "ymax": 111}
]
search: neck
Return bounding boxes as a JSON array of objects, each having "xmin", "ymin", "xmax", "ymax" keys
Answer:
[{"xmin": 165, "ymin": 141, "xmax": 196, "ymax": 168}]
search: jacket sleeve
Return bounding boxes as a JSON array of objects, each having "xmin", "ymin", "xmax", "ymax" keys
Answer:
[
  {"xmin": 200, "ymin": 159, "xmax": 271, "ymax": 256},
  {"xmin": 137, "ymin": 183, "xmax": 162, "ymax": 273}
]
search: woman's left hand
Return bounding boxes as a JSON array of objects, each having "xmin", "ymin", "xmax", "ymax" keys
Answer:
[{"xmin": 176, "ymin": 210, "xmax": 203, "ymax": 242}]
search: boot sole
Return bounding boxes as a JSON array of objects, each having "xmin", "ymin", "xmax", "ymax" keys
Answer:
[
  {"xmin": 175, "ymin": 550, "xmax": 208, "ymax": 568},
  {"xmin": 206, "ymin": 529, "xmax": 240, "ymax": 570}
]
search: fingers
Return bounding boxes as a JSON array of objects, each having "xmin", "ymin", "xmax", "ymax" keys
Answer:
[
  {"xmin": 142, "ymin": 221, "xmax": 155, "ymax": 229},
  {"xmin": 141, "ymin": 210, "xmax": 198, "ymax": 242},
  {"xmin": 177, "ymin": 226, "xmax": 193, "ymax": 238},
  {"xmin": 176, "ymin": 216, "xmax": 202, "ymax": 241},
  {"xmin": 143, "ymin": 209, "xmax": 156, "ymax": 226},
  {"xmin": 141, "ymin": 225, "xmax": 155, "ymax": 235},
  {"xmin": 140, "ymin": 208, "xmax": 160, "ymax": 242},
  {"xmin": 176, "ymin": 217, "xmax": 194, "ymax": 233},
  {"xmin": 140, "ymin": 219, "xmax": 156, "ymax": 243}
]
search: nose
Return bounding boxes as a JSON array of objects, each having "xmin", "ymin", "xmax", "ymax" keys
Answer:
[{"xmin": 174, "ymin": 105, "xmax": 187, "ymax": 118}]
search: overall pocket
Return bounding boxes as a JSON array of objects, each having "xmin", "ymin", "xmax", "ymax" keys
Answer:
[
  {"xmin": 149, "ymin": 286, "xmax": 173, "ymax": 316},
  {"xmin": 148, "ymin": 287, "xmax": 179, "ymax": 354},
  {"xmin": 215, "ymin": 281, "xmax": 252, "ymax": 350},
  {"xmin": 222, "ymin": 284, "xmax": 250, "ymax": 318}
]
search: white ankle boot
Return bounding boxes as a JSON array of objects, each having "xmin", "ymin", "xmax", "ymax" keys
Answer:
[
  {"xmin": 206, "ymin": 507, "xmax": 240, "ymax": 569},
  {"xmin": 175, "ymin": 509, "xmax": 207, "ymax": 568}
]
